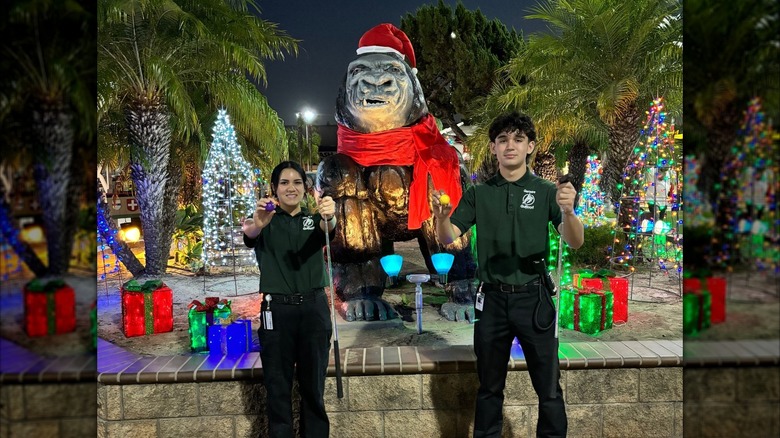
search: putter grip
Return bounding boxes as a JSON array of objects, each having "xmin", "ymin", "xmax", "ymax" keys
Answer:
[
  {"xmin": 334, "ymin": 340, "xmax": 344, "ymax": 398},
  {"xmin": 558, "ymin": 174, "xmax": 572, "ymax": 184}
]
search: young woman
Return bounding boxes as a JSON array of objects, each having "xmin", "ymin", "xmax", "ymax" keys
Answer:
[{"xmin": 242, "ymin": 161, "xmax": 336, "ymax": 438}]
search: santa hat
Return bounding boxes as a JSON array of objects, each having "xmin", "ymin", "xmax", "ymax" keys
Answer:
[{"xmin": 356, "ymin": 23, "xmax": 417, "ymax": 75}]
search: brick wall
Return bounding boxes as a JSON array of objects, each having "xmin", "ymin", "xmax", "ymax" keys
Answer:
[
  {"xmin": 0, "ymin": 383, "xmax": 96, "ymax": 438},
  {"xmin": 683, "ymin": 366, "xmax": 780, "ymax": 437},
  {"xmin": 97, "ymin": 367, "xmax": 683, "ymax": 437}
]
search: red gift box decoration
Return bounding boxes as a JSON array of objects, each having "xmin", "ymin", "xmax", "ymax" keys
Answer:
[
  {"xmin": 683, "ymin": 277, "xmax": 726, "ymax": 324},
  {"xmin": 23, "ymin": 279, "xmax": 76, "ymax": 337},
  {"xmin": 121, "ymin": 279, "xmax": 174, "ymax": 337},
  {"xmin": 577, "ymin": 274, "xmax": 629, "ymax": 324}
]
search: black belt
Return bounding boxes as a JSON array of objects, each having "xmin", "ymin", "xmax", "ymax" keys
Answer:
[
  {"xmin": 266, "ymin": 288, "xmax": 323, "ymax": 305},
  {"xmin": 482, "ymin": 279, "xmax": 540, "ymax": 294}
]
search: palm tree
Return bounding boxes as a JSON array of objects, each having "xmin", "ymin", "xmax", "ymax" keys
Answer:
[
  {"xmin": 467, "ymin": 77, "xmax": 608, "ymax": 201},
  {"xmin": 0, "ymin": 0, "xmax": 95, "ymax": 277},
  {"xmin": 473, "ymin": 0, "xmax": 681, "ymax": 206},
  {"xmin": 97, "ymin": 0, "xmax": 297, "ymax": 278}
]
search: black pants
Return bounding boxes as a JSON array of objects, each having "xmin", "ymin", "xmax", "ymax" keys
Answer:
[
  {"xmin": 473, "ymin": 284, "xmax": 567, "ymax": 438},
  {"xmin": 259, "ymin": 291, "xmax": 332, "ymax": 438}
]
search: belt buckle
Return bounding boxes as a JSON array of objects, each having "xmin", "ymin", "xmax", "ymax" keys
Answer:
[
  {"xmin": 499, "ymin": 283, "xmax": 514, "ymax": 293},
  {"xmin": 291, "ymin": 294, "xmax": 304, "ymax": 305}
]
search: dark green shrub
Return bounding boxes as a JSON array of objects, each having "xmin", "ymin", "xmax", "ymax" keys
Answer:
[{"xmin": 567, "ymin": 225, "xmax": 615, "ymax": 269}]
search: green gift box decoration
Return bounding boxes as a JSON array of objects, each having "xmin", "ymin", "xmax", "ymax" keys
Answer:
[
  {"xmin": 559, "ymin": 287, "xmax": 614, "ymax": 335},
  {"xmin": 683, "ymin": 289, "xmax": 711, "ymax": 336},
  {"xmin": 188, "ymin": 297, "xmax": 232, "ymax": 352}
]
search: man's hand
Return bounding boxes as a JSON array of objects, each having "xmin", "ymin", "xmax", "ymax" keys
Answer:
[
  {"xmin": 555, "ymin": 180, "xmax": 576, "ymax": 215},
  {"xmin": 431, "ymin": 190, "xmax": 453, "ymax": 219}
]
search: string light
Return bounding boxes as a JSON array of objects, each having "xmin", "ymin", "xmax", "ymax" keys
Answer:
[
  {"xmin": 201, "ymin": 109, "xmax": 260, "ymax": 269},
  {"xmin": 725, "ymin": 97, "xmax": 777, "ymax": 272},
  {"xmin": 96, "ymin": 199, "xmax": 121, "ymax": 280},
  {"xmin": 609, "ymin": 97, "xmax": 683, "ymax": 274},
  {"xmin": 121, "ymin": 280, "xmax": 173, "ymax": 337},
  {"xmin": 0, "ymin": 204, "xmax": 24, "ymax": 280},
  {"xmin": 575, "ymin": 155, "xmax": 608, "ymax": 227}
]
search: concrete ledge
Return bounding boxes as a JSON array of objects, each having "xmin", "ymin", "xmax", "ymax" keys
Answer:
[
  {"xmin": 78, "ymin": 338, "xmax": 684, "ymax": 385},
  {"xmin": 0, "ymin": 339, "xmax": 95, "ymax": 384},
  {"xmin": 683, "ymin": 339, "xmax": 780, "ymax": 367}
]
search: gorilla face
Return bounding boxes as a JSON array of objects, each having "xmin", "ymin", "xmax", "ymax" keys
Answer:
[{"xmin": 336, "ymin": 53, "xmax": 428, "ymax": 133}]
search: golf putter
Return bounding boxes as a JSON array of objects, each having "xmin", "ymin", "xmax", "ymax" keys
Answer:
[{"xmin": 550, "ymin": 174, "xmax": 570, "ymax": 399}]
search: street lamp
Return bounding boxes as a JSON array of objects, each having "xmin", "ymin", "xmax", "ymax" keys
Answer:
[{"xmin": 300, "ymin": 108, "xmax": 317, "ymax": 171}]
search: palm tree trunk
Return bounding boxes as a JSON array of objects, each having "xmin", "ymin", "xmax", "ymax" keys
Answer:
[
  {"xmin": 601, "ymin": 106, "xmax": 642, "ymax": 206},
  {"xmin": 31, "ymin": 103, "xmax": 73, "ymax": 276},
  {"xmin": 531, "ymin": 150, "xmax": 558, "ymax": 182},
  {"xmin": 161, "ymin": 148, "xmax": 185, "ymax": 269},
  {"xmin": 697, "ymin": 106, "xmax": 741, "ymax": 206},
  {"xmin": 179, "ymin": 160, "xmax": 202, "ymax": 206},
  {"xmin": 63, "ymin": 142, "xmax": 87, "ymax": 271},
  {"xmin": 97, "ymin": 188, "xmax": 145, "ymax": 276},
  {"xmin": 567, "ymin": 139, "xmax": 590, "ymax": 208},
  {"xmin": 126, "ymin": 96, "xmax": 172, "ymax": 278}
]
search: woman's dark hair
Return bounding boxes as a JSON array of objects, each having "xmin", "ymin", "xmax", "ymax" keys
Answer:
[
  {"xmin": 488, "ymin": 112, "xmax": 537, "ymax": 142},
  {"xmin": 270, "ymin": 161, "xmax": 307, "ymax": 196}
]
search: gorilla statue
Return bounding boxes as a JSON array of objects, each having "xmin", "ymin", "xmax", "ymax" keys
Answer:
[{"xmin": 316, "ymin": 23, "xmax": 477, "ymax": 322}]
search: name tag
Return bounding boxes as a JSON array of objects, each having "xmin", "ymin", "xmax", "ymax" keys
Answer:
[
  {"xmin": 475, "ymin": 292, "xmax": 485, "ymax": 311},
  {"xmin": 263, "ymin": 311, "xmax": 274, "ymax": 330}
]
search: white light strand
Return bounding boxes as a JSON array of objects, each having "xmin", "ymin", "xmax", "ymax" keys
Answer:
[{"xmin": 201, "ymin": 109, "xmax": 260, "ymax": 268}]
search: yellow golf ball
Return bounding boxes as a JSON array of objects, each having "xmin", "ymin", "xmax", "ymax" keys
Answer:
[{"xmin": 440, "ymin": 194, "xmax": 450, "ymax": 205}]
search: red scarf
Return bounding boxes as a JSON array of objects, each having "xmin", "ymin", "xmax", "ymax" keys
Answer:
[{"xmin": 337, "ymin": 114, "xmax": 462, "ymax": 229}]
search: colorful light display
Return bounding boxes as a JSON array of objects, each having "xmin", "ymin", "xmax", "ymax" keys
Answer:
[
  {"xmin": 727, "ymin": 97, "xmax": 777, "ymax": 271},
  {"xmin": 97, "ymin": 194, "xmax": 122, "ymax": 281},
  {"xmin": 188, "ymin": 297, "xmax": 232, "ymax": 352},
  {"xmin": 572, "ymin": 270, "xmax": 629, "ymax": 324},
  {"xmin": 683, "ymin": 156, "xmax": 711, "ymax": 227},
  {"xmin": 609, "ymin": 97, "xmax": 683, "ymax": 274},
  {"xmin": 575, "ymin": 156, "xmax": 608, "ymax": 227},
  {"xmin": 207, "ymin": 318, "xmax": 253, "ymax": 356},
  {"xmin": 549, "ymin": 223, "xmax": 572, "ymax": 289},
  {"xmin": 121, "ymin": 279, "xmax": 174, "ymax": 337},
  {"xmin": 683, "ymin": 289, "xmax": 711, "ymax": 336},
  {"xmin": 683, "ymin": 276, "xmax": 726, "ymax": 325},
  {"xmin": 23, "ymin": 279, "xmax": 76, "ymax": 337},
  {"xmin": 559, "ymin": 288, "xmax": 614, "ymax": 335},
  {"xmin": 201, "ymin": 109, "xmax": 259, "ymax": 269}
]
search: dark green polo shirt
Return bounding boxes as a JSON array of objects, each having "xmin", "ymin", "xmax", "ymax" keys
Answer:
[
  {"xmin": 244, "ymin": 208, "xmax": 332, "ymax": 294},
  {"xmin": 450, "ymin": 171, "xmax": 562, "ymax": 286}
]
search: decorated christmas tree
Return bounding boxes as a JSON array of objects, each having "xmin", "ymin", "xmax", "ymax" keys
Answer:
[
  {"xmin": 575, "ymin": 155, "xmax": 608, "ymax": 227},
  {"xmin": 729, "ymin": 98, "xmax": 777, "ymax": 270},
  {"xmin": 609, "ymin": 97, "xmax": 682, "ymax": 274},
  {"xmin": 201, "ymin": 109, "xmax": 258, "ymax": 269}
]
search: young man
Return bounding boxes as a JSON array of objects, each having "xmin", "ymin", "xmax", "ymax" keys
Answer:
[
  {"xmin": 242, "ymin": 161, "xmax": 337, "ymax": 438},
  {"xmin": 431, "ymin": 112, "xmax": 584, "ymax": 438}
]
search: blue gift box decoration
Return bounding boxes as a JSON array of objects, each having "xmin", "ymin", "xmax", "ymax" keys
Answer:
[{"xmin": 207, "ymin": 319, "xmax": 252, "ymax": 356}]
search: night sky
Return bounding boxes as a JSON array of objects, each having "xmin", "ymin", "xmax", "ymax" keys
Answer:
[{"xmin": 255, "ymin": 0, "xmax": 548, "ymax": 126}]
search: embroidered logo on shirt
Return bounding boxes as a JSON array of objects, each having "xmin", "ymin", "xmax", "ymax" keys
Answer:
[
  {"xmin": 302, "ymin": 216, "xmax": 315, "ymax": 230},
  {"xmin": 521, "ymin": 190, "xmax": 536, "ymax": 210}
]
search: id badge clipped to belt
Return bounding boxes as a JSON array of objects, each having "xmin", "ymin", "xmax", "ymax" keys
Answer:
[
  {"xmin": 263, "ymin": 294, "xmax": 274, "ymax": 330},
  {"xmin": 475, "ymin": 283, "xmax": 485, "ymax": 311}
]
